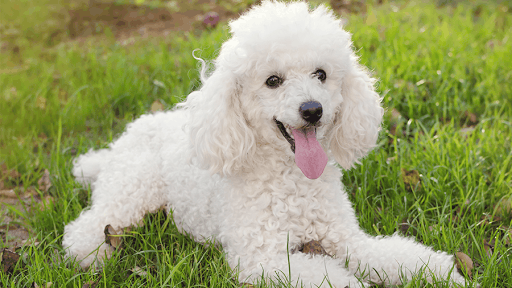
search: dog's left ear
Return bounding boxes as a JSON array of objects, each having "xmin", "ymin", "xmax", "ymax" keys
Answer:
[
  {"xmin": 329, "ymin": 64, "xmax": 384, "ymax": 169},
  {"xmin": 184, "ymin": 68, "xmax": 256, "ymax": 176}
]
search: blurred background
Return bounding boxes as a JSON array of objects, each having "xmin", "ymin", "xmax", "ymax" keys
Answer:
[
  {"xmin": 4, "ymin": 0, "xmax": 504, "ymax": 67},
  {"xmin": 0, "ymin": 1, "xmax": 511, "ymax": 286}
]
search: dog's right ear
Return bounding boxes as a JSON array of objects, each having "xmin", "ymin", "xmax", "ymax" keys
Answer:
[
  {"xmin": 182, "ymin": 67, "xmax": 256, "ymax": 176},
  {"xmin": 328, "ymin": 63, "xmax": 383, "ymax": 170}
]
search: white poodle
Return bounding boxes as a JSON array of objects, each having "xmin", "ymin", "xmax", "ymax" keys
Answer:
[{"xmin": 63, "ymin": 1, "xmax": 469, "ymax": 287}]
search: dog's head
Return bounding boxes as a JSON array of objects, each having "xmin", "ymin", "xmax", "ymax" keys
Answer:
[{"xmin": 183, "ymin": 1, "xmax": 383, "ymax": 178}]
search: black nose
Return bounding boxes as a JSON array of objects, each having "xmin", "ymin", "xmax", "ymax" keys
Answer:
[{"xmin": 299, "ymin": 101, "xmax": 323, "ymax": 124}]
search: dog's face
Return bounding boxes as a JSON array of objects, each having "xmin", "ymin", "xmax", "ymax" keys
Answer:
[
  {"xmin": 185, "ymin": 1, "xmax": 383, "ymax": 178},
  {"xmin": 243, "ymin": 51, "xmax": 348, "ymax": 179},
  {"xmin": 255, "ymin": 54, "xmax": 343, "ymax": 139}
]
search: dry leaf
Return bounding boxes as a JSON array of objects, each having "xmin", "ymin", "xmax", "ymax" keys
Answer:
[
  {"xmin": 366, "ymin": 12, "xmax": 377, "ymax": 25},
  {"xmin": 398, "ymin": 220, "xmax": 417, "ymax": 237},
  {"xmin": 130, "ymin": 266, "xmax": 148, "ymax": 277},
  {"xmin": 483, "ymin": 239, "xmax": 494, "ymax": 258},
  {"xmin": 477, "ymin": 213, "xmax": 496, "ymax": 227},
  {"xmin": 1, "ymin": 163, "xmax": 20, "ymax": 179},
  {"xmin": 463, "ymin": 111, "xmax": 478, "ymax": 125},
  {"xmin": 38, "ymin": 196, "xmax": 54, "ymax": 211},
  {"xmin": 38, "ymin": 169, "xmax": 52, "ymax": 192},
  {"xmin": 23, "ymin": 186, "xmax": 38, "ymax": 198},
  {"xmin": 21, "ymin": 238, "xmax": 40, "ymax": 247},
  {"xmin": 390, "ymin": 108, "xmax": 402, "ymax": 122},
  {"xmin": 36, "ymin": 97, "xmax": 47, "ymax": 110},
  {"xmin": 401, "ymin": 169, "xmax": 421, "ymax": 191},
  {"xmin": 33, "ymin": 283, "xmax": 53, "ymax": 288},
  {"xmin": 83, "ymin": 282, "xmax": 99, "ymax": 288},
  {"xmin": 83, "ymin": 276, "xmax": 102, "ymax": 288},
  {"xmin": 495, "ymin": 196, "xmax": 512, "ymax": 216},
  {"xmin": 150, "ymin": 100, "xmax": 164, "ymax": 113},
  {"xmin": 394, "ymin": 79, "xmax": 406, "ymax": 89},
  {"xmin": 297, "ymin": 240, "xmax": 330, "ymax": 257},
  {"xmin": 104, "ymin": 224, "xmax": 122, "ymax": 249},
  {"xmin": 0, "ymin": 163, "xmax": 7, "ymax": 176},
  {"xmin": 459, "ymin": 126, "xmax": 475, "ymax": 138},
  {"xmin": 0, "ymin": 189, "xmax": 17, "ymax": 198},
  {"xmin": 58, "ymin": 89, "xmax": 68, "ymax": 105},
  {"xmin": 452, "ymin": 201, "xmax": 471, "ymax": 223},
  {"xmin": 455, "ymin": 252, "xmax": 473, "ymax": 277},
  {"xmin": 505, "ymin": 228, "xmax": 512, "ymax": 246},
  {"xmin": 1, "ymin": 249, "xmax": 21, "ymax": 273},
  {"xmin": 416, "ymin": 79, "xmax": 426, "ymax": 86},
  {"xmin": 387, "ymin": 108, "xmax": 404, "ymax": 137},
  {"xmin": 152, "ymin": 80, "xmax": 166, "ymax": 89}
]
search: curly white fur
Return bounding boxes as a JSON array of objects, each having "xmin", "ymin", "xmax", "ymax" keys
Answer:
[{"xmin": 63, "ymin": 1, "xmax": 469, "ymax": 287}]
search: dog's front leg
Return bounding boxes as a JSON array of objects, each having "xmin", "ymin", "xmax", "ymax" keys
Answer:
[
  {"xmin": 221, "ymin": 232, "xmax": 368, "ymax": 288},
  {"xmin": 315, "ymin": 187, "xmax": 468, "ymax": 286},
  {"xmin": 330, "ymin": 228, "xmax": 467, "ymax": 286}
]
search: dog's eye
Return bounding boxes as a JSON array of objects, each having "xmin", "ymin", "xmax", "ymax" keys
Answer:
[
  {"xmin": 265, "ymin": 75, "xmax": 282, "ymax": 88},
  {"xmin": 313, "ymin": 69, "xmax": 327, "ymax": 82}
]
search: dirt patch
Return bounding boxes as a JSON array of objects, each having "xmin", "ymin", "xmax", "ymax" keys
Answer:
[
  {"xmin": 0, "ymin": 192, "xmax": 35, "ymax": 250},
  {"xmin": 1, "ymin": 0, "xmax": 371, "ymax": 55},
  {"xmin": 68, "ymin": 0, "xmax": 242, "ymax": 41},
  {"xmin": 67, "ymin": 0, "xmax": 372, "ymax": 43},
  {"xmin": 1, "ymin": 165, "xmax": 52, "ymax": 250}
]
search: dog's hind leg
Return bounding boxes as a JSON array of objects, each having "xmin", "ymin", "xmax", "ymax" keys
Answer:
[
  {"xmin": 72, "ymin": 149, "xmax": 111, "ymax": 186},
  {"xmin": 63, "ymin": 149, "xmax": 167, "ymax": 269}
]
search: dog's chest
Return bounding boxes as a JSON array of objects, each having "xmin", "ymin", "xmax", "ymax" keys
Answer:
[
  {"xmin": 234, "ymin": 176, "xmax": 339, "ymax": 240},
  {"xmin": 275, "ymin": 191, "xmax": 334, "ymax": 237}
]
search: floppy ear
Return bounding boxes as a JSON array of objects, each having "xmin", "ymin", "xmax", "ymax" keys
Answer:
[
  {"xmin": 329, "ymin": 64, "xmax": 383, "ymax": 170},
  {"xmin": 184, "ymin": 68, "xmax": 256, "ymax": 176}
]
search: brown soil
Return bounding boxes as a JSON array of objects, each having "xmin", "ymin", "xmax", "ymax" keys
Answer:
[
  {"xmin": 1, "ymin": 0, "xmax": 368, "ymax": 54},
  {"xmin": 67, "ymin": 0, "xmax": 367, "ymax": 42},
  {"xmin": 67, "ymin": 0, "xmax": 241, "ymax": 41}
]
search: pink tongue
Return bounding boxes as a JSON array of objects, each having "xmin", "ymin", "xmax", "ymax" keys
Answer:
[{"xmin": 291, "ymin": 129, "xmax": 328, "ymax": 179}]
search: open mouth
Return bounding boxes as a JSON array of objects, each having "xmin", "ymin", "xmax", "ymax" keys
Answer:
[
  {"xmin": 273, "ymin": 117, "xmax": 328, "ymax": 180},
  {"xmin": 274, "ymin": 118, "xmax": 295, "ymax": 153}
]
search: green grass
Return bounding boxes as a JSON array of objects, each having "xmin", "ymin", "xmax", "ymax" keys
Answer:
[{"xmin": 1, "ymin": 0, "xmax": 511, "ymax": 287}]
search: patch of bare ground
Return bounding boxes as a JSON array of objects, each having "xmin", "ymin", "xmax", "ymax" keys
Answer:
[
  {"xmin": 1, "ymin": 164, "xmax": 51, "ymax": 251},
  {"xmin": 66, "ymin": 0, "xmax": 370, "ymax": 44},
  {"xmin": 68, "ymin": 0, "xmax": 244, "ymax": 43}
]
